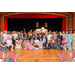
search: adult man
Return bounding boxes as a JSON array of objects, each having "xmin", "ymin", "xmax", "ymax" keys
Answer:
[{"xmin": 23, "ymin": 28, "xmax": 27, "ymax": 34}]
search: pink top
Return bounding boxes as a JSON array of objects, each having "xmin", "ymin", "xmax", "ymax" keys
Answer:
[{"xmin": 62, "ymin": 39, "xmax": 67, "ymax": 44}]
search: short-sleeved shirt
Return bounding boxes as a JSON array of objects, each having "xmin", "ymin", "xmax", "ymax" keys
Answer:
[
  {"xmin": 47, "ymin": 34, "xmax": 52, "ymax": 40},
  {"xmin": 30, "ymin": 39, "xmax": 35, "ymax": 44},
  {"xmin": 7, "ymin": 40, "xmax": 12, "ymax": 46},
  {"xmin": 35, "ymin": 40, "xmax": 39, "ymax": 45}
]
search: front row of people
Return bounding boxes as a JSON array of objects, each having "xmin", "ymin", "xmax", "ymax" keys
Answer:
[{"xmin": 0, "ymin": 35, "xmax": 69, "ymax": 51}]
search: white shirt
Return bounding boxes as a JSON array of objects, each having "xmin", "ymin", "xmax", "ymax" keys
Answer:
[
  {"xmin": 35, "ymin": 40, "xmax": 39, "ymax": 45},
  {"xmin": 7, "ymin": 40, "xmax": 12, "ymax": 46},
  {"xmin": 47, "ymin": 34, "xmax": 52, "ymax": 40},
  {"xmin": 12, "ymin": 34, "xmax": 18, "ymax": 39}
]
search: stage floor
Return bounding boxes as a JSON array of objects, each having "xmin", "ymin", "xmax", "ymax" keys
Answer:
[{"xmin": 2, "ymin": 48, "xmax": 71, "ymax": 62}]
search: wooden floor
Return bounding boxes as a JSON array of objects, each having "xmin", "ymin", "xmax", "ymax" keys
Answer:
[{"xmin": 1, "ymin": 48, "xmax": 72, "ymax": 62}]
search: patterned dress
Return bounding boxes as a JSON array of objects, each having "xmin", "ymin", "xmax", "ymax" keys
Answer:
[
  {"xmin": 73, "ymin": 34, "xmax": 75, "ymax": 50},
  {"xmin": 67, "ymin": 34, "xmax": 73, "ymax": 50}
]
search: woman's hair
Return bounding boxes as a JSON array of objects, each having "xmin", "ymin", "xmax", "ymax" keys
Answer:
[
  {"xmin": 12, "ymin": 36, "xmax": 15, "ymax": 40},
  {"xmin": 2, "ymin": 39, "xmax": 5, "ymax": 43}
]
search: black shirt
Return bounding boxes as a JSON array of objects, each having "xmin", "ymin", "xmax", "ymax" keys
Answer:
[{"xmin": 12, "ymin": 39, "xmax": 15, "ymax": 46}]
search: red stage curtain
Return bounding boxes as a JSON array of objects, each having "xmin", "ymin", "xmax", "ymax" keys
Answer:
[
  {"xmin": 62, "ymin": 18, "xmax": 66, "ymax": 31},
  {"xmin": 4, "ymin": 18, "xmax": 7, "ymax": 30},
  {"xmin": 4, "ymin": 14, "xmax": 66, "ymax": 31}
]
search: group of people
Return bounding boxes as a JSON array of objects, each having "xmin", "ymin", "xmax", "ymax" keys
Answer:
[{"xmin": 0, "ymin": 27, "xmax": 75, "ymax": 51}]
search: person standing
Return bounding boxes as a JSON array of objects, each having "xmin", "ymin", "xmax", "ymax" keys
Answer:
[
  {"xmin": 66, "ymin": 30, "xmax": 73, "ymax": 50},
  {"xmin": 23, "ymin": 28, "xmax": 27, "ymax": 38},
  {"xmin": 23, "ymin": 28, "xmax": 27, "ymax": 34},
  {"xmin": 47, "ymin": 32, "xmax": 52, "ymax": 43},
  {"xmin": 72, "ymin": 30, "xmax": 75, "ymax": 50}
]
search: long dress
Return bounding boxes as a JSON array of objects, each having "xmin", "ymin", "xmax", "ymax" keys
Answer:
[
  {"xmin": 72, "ymin": 34, "xmax": 75, "ymax": 50},
  {"xmin": 67, "ymin": 34, "xmax": 73, "ymax": 50}
]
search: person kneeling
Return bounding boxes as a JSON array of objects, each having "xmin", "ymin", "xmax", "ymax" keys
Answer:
[
  {"xmin": 1, "ymin": 39, "xmax": 7, "ymax": 51},
  {"xmin": 44, "ymin": 40, "xmax": 51, "ymax": 49}
]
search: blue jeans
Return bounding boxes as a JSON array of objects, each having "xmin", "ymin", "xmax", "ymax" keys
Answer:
[
  {"xmin": 1, "ymin": 46, "xmax": 7, "ymax": 51},
  {"xmin": 52, "ymin": 45, "xmax": 56, "ymax": 49},
  {"xmin": 58, "ymin": 45, "xmax": 62, "ymax": 49}
]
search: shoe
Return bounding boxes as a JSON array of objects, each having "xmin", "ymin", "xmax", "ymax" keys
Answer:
[
  {"xmin": 34, "ymin": 47, "xmax": 39, "ymax": 49},
  {"xmin": 11, "ymin": 48, "xmax": 13, "ymax": 50}
]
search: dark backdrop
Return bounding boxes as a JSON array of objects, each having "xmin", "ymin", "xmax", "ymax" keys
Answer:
[{"xmin": 7, "ymin": 18, "xmax": 62, "ymax": 32}]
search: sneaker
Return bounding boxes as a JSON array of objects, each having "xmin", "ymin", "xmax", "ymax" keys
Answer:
[{"xmin": 11, "ymin": 48, "xmax": 13, "ymax": 51}]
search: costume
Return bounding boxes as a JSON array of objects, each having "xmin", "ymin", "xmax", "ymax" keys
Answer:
[{"xmin": 67, "ymin": 34, "xmax": 73, "ymax": 50}]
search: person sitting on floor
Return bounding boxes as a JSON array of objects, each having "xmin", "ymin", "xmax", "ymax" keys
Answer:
[
  {"xmin": 15, "ymin": 37, "xmax": 22, "ymax": 49},
  {"xmin": 23, "ymin": 38, "xmax": 27, "ymax": 48},
  {"xmin": 51, "ymin": 36, "xmax": 56, "ymax": 49},
  {"xmin": 12, "ymin": 36, "xmax": 16, "ymax": 49},
  {"xmin": 56, "ymin": 37, "xmax": 62, "ymax": 49},
  {"xmin": 44, "ymin": 40, "xmax": 51, "ymax": 49},
  {"xmin": 42, "ymin": 36, "xmax": 46, "ymax": 47},
  {"xmin": 39, "ymin": 38, "xmax": 44, "ymax": 48},
  {"xmin": 7, "ymin": 37, "xmax": 13, "ymax": 50},
  {"xmin": 62, "ymin": 37, "xmax": 68, "ymax": 50},
  {"xmin": 30, "ymin": 37, "xmax": 35, "ymax": 45},
  {"xmin": 25, "ymin": 38, "xmax": 34, "ymax": 50},
  {"xmin": 33, "ymin": 37, "xmax": 39, "ymax": 48},
  {"xmin": 1, "ymin": 39, "xmax": 7, "ymax": 51}
]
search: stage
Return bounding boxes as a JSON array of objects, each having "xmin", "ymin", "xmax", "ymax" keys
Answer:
[{"xmin": 3, "ymin": 48, "xmax": 71, "ymax": 62}]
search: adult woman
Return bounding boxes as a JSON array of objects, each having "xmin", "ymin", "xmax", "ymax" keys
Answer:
[
  {"xmin": 23, "ymin": 38, "xmax": 27, "ymax": 48},
  {"xmin": 44, "ymin": 40, "xmax": 51, "ymax": 49},
  {"xmin": 62, "ymin": 37, "xmax": 68, "ymax": 50},
  {"xmin": 51, "ymin": 36, "xmax": 56, "ymax": 49},
  {"xmin": 67, "ymin": 30, "xmax": 73, "ymax": 50},
  {"xmin": 25, "ymin": 38, "xmax": 34, "ymax": 50},
  {"xmin": 72, "ymin": 30, "xmax": 75, "ymax": 50},
  {"xmin": 57, "ymin": 37, "xmax": 62, "ymax": 49},
  {"xmin": 1, "ymin": 39, "xmax": 7, "ymax": 51},
  {"xmin": 12, "ymin": 36, "xmax": 16, "ymax": 49},
  {"xmin": 7, "ymin": 37, "xmax": 12, "ymax": 50},
  {"xmin": 62, "ymin": 31, "xmax": 66, "ymax": 39},
  {"xmin": 33, "ymin": 37, "xmax": 39, "ymax": 48},
  {"xmin": 39, "ymin": 38, "xmax": 43, "ymax": 48}
]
